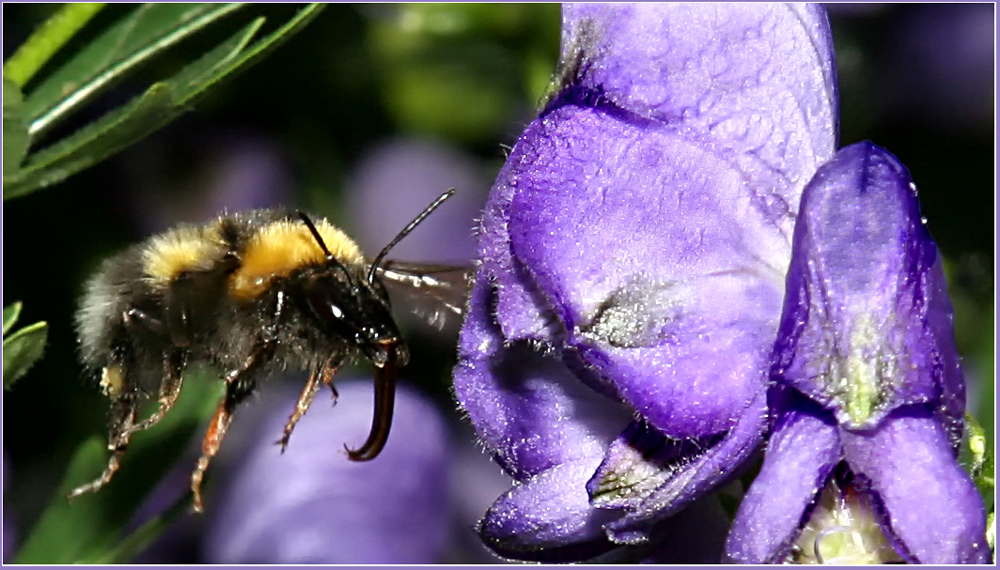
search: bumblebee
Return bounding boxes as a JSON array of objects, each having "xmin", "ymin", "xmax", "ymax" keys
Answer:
[{"xmin": 70, "ymin": 189, "xmax": 462, "ymax": 511}]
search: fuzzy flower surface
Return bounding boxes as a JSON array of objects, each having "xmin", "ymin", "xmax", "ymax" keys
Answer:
[
  {"xmin": 723, "ymin": 142, "xmax": 990, "ymax": 564},
  {"xmin": 453, "ymin": 3, "xmax": 837, "ymax": 561}
]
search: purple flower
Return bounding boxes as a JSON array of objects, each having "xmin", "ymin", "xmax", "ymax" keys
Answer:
[
  {"xmin": 724, "ymin": 142, "xmax": 990, "ymax": 564},
  {"xmin": 453, "ymin": 3, "xmax": 837, "ymax": 561},
  {"xmin": 203, "ymin": 379, "xmax": 451, "ymax": 564}
]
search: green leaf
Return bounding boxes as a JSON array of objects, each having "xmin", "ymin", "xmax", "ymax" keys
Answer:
[
  {"xmin": 2, "ymin": 3, "xmax": 106, "ymax": 87},
  {"xmin": 12, "ymin": 437, "xmax": 113, "ymax": 563},
  {"xmin": 23, "ymin": 4, "xmax": 245, "ymax": 138},
  {"xmin": 987, "ymin": 511, "xmax": 996, "ymax": 556},
  {"xmin": 967, "ymin": 412, "xmax": 995, "ymax": 500},
  {"xmin": 3, "ymin": 2, "xmax": 104, "ymax": 85},
  {"xmin": 3, "ymin": 301, "xmax": 23, "ymax": 335},
  {"xmin": 80, "ymin": 488, "xmax": 191, "ymax": 564},
  {"xmin": 4, "ymin": 4, "xmax": 325, "ymax": 200},
  {"xmin": 3, "ymin": 78, "xmax": 29, "ymax": 176},
  {"xmin": 14, "ymin": 375, "xmax": 223, "ymax": 564},
  {"xmin": 3, "ymin": 320, "xmax": 48, "ymax": 390}
]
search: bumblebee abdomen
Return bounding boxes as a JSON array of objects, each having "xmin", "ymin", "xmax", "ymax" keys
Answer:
[
  {"xmin": 75, "ymin": 245, "xmax": 151, "ymax": 370},
  {"xmin": 142, "ymin": 223, "xmax": 230, "ymax": 285}
]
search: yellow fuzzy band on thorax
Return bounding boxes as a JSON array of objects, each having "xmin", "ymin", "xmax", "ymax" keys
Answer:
[
  {"xmin": 229, "ymin": 218, "xmax": 363, "ymax": 302},
  {"xmin": 144, "ymin": 225, "xmax": 226, "ymax": 284}
]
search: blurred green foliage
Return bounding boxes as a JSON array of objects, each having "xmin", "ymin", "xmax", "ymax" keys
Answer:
[
  {"xmin": 3, "ymin": 4, "xmax": 324, "ymax": 199},
  {"xmin": 3, "ymin": 301, "xmax": 48, "ymax": 391},
  {"xmin": 1, "ymin": 3, "xmax": 993, "ymax": 563}
]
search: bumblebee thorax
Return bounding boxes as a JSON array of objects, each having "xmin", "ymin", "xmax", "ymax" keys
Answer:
[{"xmin": 229, "ymin": 219, "xmax": 363, "ymax": 302}]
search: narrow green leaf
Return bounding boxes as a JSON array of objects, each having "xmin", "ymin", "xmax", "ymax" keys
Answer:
[
  {"xmin": 171, "ymin": 4, "xmax": 325, "ymax": 103},
  {"xmin": 3, "ymin": 19, "xmax": 258, "ymax": 200},
  {"xmin": 3, "ymin": 301, "xmax": 22, "ymax": 335},
  {"xmin": 14, "ymin": 375, "xmax": 223, "ymax": 564},
  {"xmin": 3, "ymin": 320, "xmax": 48, "ymax": 390},
  {"xmin": 3, "ymin": 78, "xmax": 29, "ymax": 176},
  {"xmin": 4, "ymin": 4, "xmax": 325, "ymax": 200},
  {"xmin": 2, "ymin": 3, "xmax": 106, "ymax": 87},
  {"xmin": 79, "ymin": 489, "xmax": 190, "ymax": 564},
  {"xmin": 12, "ymin": 437, "xmax": 113, "ymax": 564},
  {"xmin": 24, "ymin": 3, "xmax": 245, "ymax": 138}
]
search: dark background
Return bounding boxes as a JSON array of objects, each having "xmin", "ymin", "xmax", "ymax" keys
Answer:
[{"xmin": 3, "ymin": 3, "xmax": 994, "ymax": 562}]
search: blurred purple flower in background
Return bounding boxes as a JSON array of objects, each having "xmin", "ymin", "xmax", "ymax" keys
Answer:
[
  {"xmin": 881, "ymin": 3, "xmax": 994, "ymax": 134},
  {"xmin": 345, "ymin": 137, "xmax": 490, "ymax": 264},
  {"xmin": 454, "ymin": 3, "xmax": 837, "ymax": 561},
  {"xmin": 724, "ymin": 142, "xmax": 989, "ymax": 564},
  {"xmin": 124, "ymin": 129, "xmax": 294, "ymax": 234},
  {"xmin": 203, "ymin": 380, "xmax": 450, "ymax": 564}
]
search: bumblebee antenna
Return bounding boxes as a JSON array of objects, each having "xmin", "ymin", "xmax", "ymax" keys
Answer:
[
  {"xmin": 367, "ymin": 188, "xmax": 456, "ymax": 284},
  {"xmin": 297, "ymin": 211, "xmax": 333, "ymax": 258},
  {"xmin": 297, "ymin": 210, "xmax": 355, "ymax": 277}
]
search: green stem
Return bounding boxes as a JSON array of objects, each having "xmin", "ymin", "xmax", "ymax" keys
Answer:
[{"xmin": 3, "ymin": 3, "xmax": 106, "ymax": 87}]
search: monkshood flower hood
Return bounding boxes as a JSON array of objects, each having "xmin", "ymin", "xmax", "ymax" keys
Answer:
[
  {"xmin": 454, "ymin": 3, "xmax": 837, "ymax": 561},
  {"xmin": 724, "ymin": 142, "xmax": 990, "ymax": 564}
]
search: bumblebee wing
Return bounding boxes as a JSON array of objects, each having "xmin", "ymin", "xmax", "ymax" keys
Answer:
[{"xmin": 373, "ymin": 261, "xmax": 473, "ymax": 329}]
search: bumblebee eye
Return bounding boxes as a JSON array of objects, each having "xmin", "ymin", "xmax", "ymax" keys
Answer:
[
  {"xmin": 325, "ymin": 303, "xmax": 345, "ymax": 320},
  {"xmin": 304, "ymin": 275, "xmax": 351, "ymax": 326}
]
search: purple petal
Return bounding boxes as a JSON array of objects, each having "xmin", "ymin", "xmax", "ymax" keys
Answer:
[
  {"xmin": 725, "ymin": 388, "xmax": 843, "ymax": 563},
  {"xmin": 589, "ymin": 388, "xmax": 769, "ymax": 542},
  {"xmin": 490, "ymin": 3, "xmax": 838, "ymax": 438},
  {"xmin": 478, "ymin": 458, "xmax": 620, "ymax": 562},
  {"xmin": 456, "ymin": 3, "xmax": 841, "ymax": 559},
  {"xmin": 773, "ymin": 142, "xmax": 960, "ymax": 429},
  {"xmin": 842, "ymin": 408, "xmax": 991, "ymax": 564},
  {"xmin": 454, "ymin": 277, "xmax": 631, "ymax": 479},
  {"xmin": 203, "ymin": 380, "xmax": 450, "ymax": 564},
  {"xmin": 507, "ymin": 104, "xmax": 785, "ymax": 436},
  {"xmin": 561, "ymin": 3, "xmax": 838, "ymax": 228}
]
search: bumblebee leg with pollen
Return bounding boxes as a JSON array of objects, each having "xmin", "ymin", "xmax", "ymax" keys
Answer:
[
  {"xmin": 68, "ymin": 390, "xmax": 140, "ymax": 500},
  {"xmin": 277, "ymin": 355, "xmax": 343, "ymax": 452},
  {"xmin": 346, "ymin": 344, "xmax": 397, "ymax": 461}
]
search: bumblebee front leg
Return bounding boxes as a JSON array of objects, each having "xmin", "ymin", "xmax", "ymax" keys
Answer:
[{"xmin": 277, "ymin": 355, "xmax": 343, "ymax": 452}]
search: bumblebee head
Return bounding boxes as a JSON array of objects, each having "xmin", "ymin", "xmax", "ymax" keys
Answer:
[
  {"xmin": 300, "ymin": 264, "xmax": 408, "ymax": 367},
  {"xmin": 296, "ymin": 212, "xmax": 409, "ymax": 368}
]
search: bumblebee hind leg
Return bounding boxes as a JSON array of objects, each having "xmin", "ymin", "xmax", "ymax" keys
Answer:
[
  {"xmin": 190, "ymin": 287, "xmax": 285, "ymax": 511},
  {"xmin": 67, "ymin": 383, "xmax": 139, "ymax": 501},
  {"xmin": 190, "ymin": 339, "xmax": 276, "ymax": 512}
]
